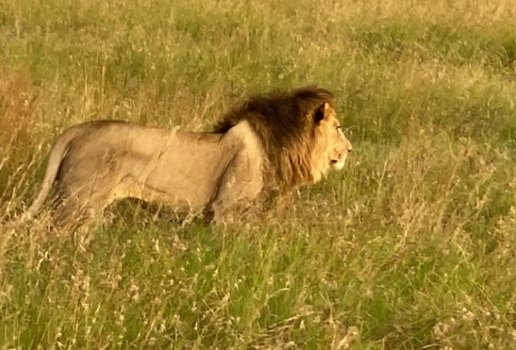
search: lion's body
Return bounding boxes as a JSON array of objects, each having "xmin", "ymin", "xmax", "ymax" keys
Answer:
[{"xmin": 24, "ymin": 86, "xmax": 352, "ymax": 226}]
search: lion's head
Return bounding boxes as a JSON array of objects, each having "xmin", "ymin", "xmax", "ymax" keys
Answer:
[
  {"xmin": 215, "ymin": 86, "xmax": 352, "ymax": 192},
  {"xmin": 311, "ymin": 101, "xmax": 353, "ymax": 182}
]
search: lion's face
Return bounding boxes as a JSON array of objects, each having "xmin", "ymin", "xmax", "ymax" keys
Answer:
[
  {"xmin": 324, "ymin": 115, "xmax": 352, "ymax": 170},
  {"xmin": 313, "ymin": 102, "xmax": 353, "ymax": 177}
]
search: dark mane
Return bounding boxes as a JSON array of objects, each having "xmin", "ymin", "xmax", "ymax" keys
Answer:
[{"xmin": 214, "ymin": 86, "xmax": 336, "ymax": 191}]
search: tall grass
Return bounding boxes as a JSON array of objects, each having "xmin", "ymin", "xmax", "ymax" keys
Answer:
[{"xmin": 0, "ymin": 0, "xmax": 515, "ymax": 348}]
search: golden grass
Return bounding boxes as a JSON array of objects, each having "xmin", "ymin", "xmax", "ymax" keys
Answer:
[{"xmin": 0, "ymin": 0, "xmax": 515, "ymax": 348}]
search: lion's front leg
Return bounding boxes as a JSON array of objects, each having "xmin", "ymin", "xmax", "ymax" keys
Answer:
[
  {"xmin": 208, "ymin": 152, "xmax": 263, "ymax": 225},
  {"xmin": 209, "ymin": 180, "xmax": 260, "ymax": 225}
]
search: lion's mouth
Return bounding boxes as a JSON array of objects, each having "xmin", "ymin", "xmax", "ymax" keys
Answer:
[{"xmin": 331, "ymin": 159, "xmax": 345, "ymax": 170}]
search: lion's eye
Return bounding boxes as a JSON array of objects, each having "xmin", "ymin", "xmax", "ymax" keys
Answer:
[{"xmin": 336, "ymin": 125, "xmax": 341, "ymax": 130}]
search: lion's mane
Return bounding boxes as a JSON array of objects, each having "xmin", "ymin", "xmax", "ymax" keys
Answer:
[{"xmin": 214, "ymin": 86, "xmax": 336, "ymax": 192}]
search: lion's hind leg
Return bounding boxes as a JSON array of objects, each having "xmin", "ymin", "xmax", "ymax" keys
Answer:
[
  {"xmin": 51, "ymin": 185, "xmax": 113, "ymax": 230},
  {"xmin": 50, "ymin": 192, "xmax": 110, "ymax": 252}
]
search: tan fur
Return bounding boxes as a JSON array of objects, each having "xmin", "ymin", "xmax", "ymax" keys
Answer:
[{"xmin": 24, "ymin": 86, "xmax": 352, "ymax": 227}]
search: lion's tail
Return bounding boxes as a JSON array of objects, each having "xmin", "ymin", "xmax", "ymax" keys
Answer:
[{"xmin": 21, "ymin": 125, "xmax": 86, "ymax": 222}]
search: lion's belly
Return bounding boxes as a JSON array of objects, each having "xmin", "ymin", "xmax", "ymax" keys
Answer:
[
  {"xmin": 110, "ymin": 147, "xmax": 228, "ymax": 213},
  {"xmin": 112, "ymin": 178, "xmax": 216, "ymax": 212},
  {"xmin": 112, "ymin": 169, "xmax": 220, "ymax": 211}
]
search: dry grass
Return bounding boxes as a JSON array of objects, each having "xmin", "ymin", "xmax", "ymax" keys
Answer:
[{"xmin": 0, "ymin": 0, "xmax": 515, "ymax": 348}]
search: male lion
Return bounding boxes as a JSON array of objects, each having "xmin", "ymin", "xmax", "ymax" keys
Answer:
[{"xmin": 23, "ymin": 86, "xmax": 352, "ymax": 227}]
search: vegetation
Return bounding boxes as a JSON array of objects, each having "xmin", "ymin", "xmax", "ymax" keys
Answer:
[{"xmin": 0, "ymin": 0, "xmax": 515, "ymax": 348}]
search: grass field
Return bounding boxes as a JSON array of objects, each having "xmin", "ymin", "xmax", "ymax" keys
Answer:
[{"xmin": 1, "ymin": 0, "xmax": 515, "ymax": 348}]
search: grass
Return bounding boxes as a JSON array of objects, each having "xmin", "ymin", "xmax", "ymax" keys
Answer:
[{"xmin": 0, "ymin": 0, "xmax": 515, "ymax": 348}]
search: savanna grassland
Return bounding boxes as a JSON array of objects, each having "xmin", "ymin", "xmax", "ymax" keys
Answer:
[{"xmin": 0, "ymin": 0, "xmax": 515, "ymax": 348}]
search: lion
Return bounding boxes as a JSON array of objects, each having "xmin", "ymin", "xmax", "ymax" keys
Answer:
[{"xmin": 22, "ymin": 86, "xmax": 352, "ymax": 227}]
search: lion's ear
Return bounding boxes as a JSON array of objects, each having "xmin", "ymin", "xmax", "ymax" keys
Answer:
[{"xmin": 314, "ymin": 102, "xmax": 331, "ymax": 124}]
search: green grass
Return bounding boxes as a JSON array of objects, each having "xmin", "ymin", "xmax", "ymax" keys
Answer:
[{"xmin": 1, "ymin": 0, "xmax": 515, "ymax": 348}]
